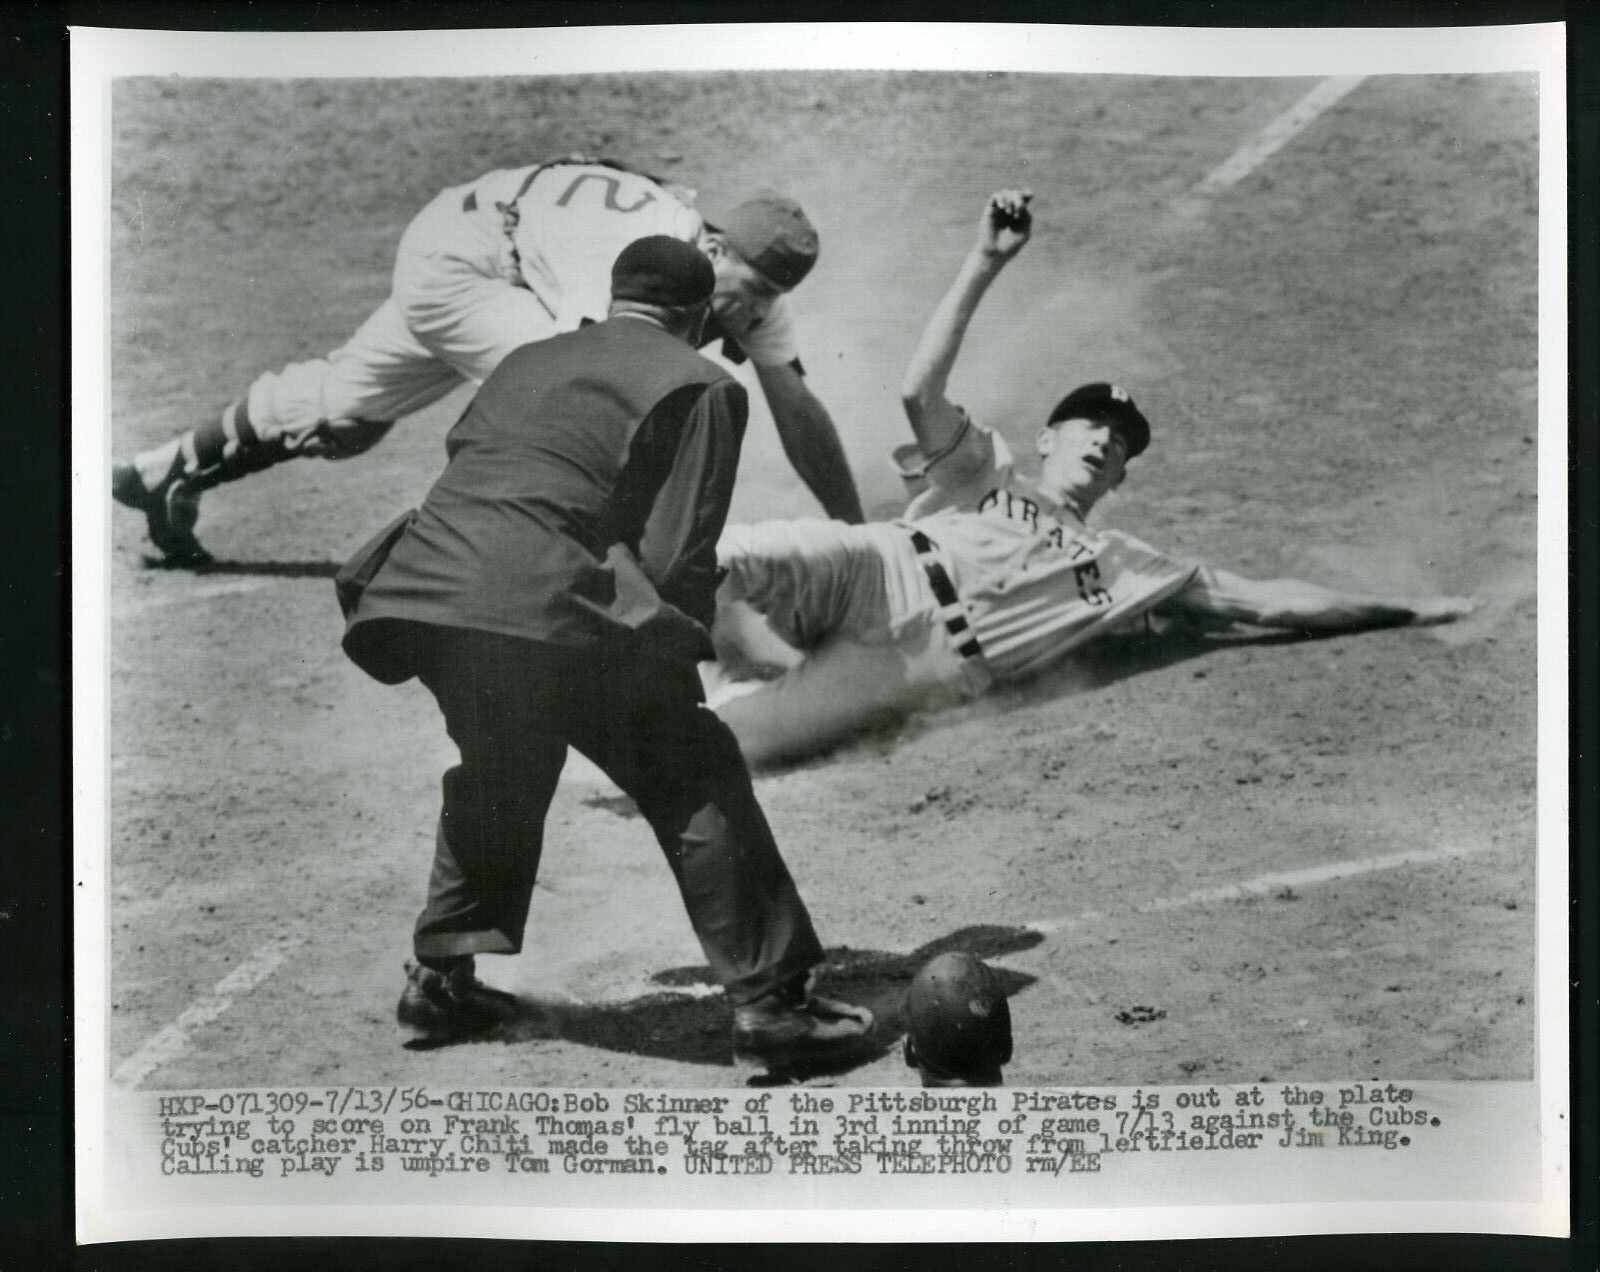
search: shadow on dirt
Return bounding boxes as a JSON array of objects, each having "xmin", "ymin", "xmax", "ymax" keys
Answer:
[
  {"xmin": 407, "ymin": 924, "xmax": 1040, "ymax": 1083},
  {"xmin": 142, "ymin": 556, "xmax": 343, "ymax": 578},
  {"xmin": 1041, "ymin": 622, "xmax": 1332, "ymax": 695},
  {"xmin": 751, "ymin": 623, "xmax": 1338, "ymax": 776},
  {"xmin": 203, "ymin": 558, "xmax": 343, "ymax": 578}
]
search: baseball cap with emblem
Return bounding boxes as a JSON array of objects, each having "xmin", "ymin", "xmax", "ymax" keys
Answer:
[
  {"xmin": 1048, "ymin": 382, "xmax": 1152, "ymax": 459},
  {"xmin": 714, "ymin": 192, "xmax": 820, "ymax": 289},
  {"xmin": 610, "ymin": 235, "xmax": 716, "ymax": 307}
]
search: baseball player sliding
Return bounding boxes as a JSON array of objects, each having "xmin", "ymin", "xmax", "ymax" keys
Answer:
[
  {"xmin": 113, "ymin": 157, "xmax": 864, "ymax": 565},
  {"xmin": 708, "ymin": 188, "xmax": 1476, "ymax": 767}
]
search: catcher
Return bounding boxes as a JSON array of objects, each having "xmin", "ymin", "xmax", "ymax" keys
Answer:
[
  {"xmin": 113, "ymin": 158, "xmax": 864, "ymax": 565},
  {"xmin": 707, "ymin": 188, "xmax": 1476, "ymax": 766}
]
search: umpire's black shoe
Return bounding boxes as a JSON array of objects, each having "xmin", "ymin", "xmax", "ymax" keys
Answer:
[
  {"xmin": 731, "ymin": 980, "xmax": 874, "ymax": 1075},
  {"xmin": 397, "ymin": 958, "xmax": 521, "ymax": 1042},
  {"xmin": 112, "ymin": 450, "xmax": 212, "ymax": 567}
]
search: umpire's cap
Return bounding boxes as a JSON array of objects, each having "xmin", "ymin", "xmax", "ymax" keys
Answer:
[
  {"xmin": 904, "ymin": 952, "xmax": 1013, "ymax": 1087},
  {"xmin": 716, "ymin": 192, "xmax": 820, "ymax": 289},
  {"xmin": 1048, "ymin": 382, "xmax": 1151, "ymax": 459},
  {"xmin": 611, "ymin": 235, "xmax": 716, "ymax": 308}
]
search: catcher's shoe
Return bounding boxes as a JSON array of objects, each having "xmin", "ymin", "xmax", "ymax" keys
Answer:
[
  {"xmin": 731, "ymin": 980, "xmax": 874, "ymax": 1075},
  {"xmin": 396, "ymin": 958, "xmax": 521, "ymax": 1042},
  {"xmin": 112, "ymin": 451, "xmax": 212, "ymax": 567}
]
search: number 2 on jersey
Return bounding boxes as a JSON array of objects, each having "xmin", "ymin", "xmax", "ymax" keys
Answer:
[{"xmin": 554, "ymin": 172, "xmax": 658, "ymax": 214}]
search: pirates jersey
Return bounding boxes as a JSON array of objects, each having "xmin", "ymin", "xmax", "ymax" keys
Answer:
[{"xmin": 894, "ymin": 410, "xmax": 1200, "ymax": 682}]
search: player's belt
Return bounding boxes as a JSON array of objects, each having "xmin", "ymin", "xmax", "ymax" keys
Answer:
[{"xmin": 909, "ymin": 529, "xmax": 982, "ymax": 660}]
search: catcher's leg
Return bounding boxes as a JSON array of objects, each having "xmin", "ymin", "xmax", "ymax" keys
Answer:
[
  {"xmin": 395, "ymin": 248, "xmax": 561, "ymax": 382},
  {"xmin": 113, "ymin": 298, "xmax": 461, "ymax": 563}
]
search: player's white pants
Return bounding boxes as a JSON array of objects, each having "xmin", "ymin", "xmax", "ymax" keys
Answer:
[
  {"xmin": 243, "ymin": 187, "xmax": 561, "ymax": 444},
  {"xmin": 710, "ymin": 519, "xmax": 991, "ymax": 766}
]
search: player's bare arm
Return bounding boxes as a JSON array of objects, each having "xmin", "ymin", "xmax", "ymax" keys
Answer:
[
  {"xmin": 755, "ymin": 361, "xmax": 866, "ymax": 523},
  {"xmin": 900, "ymin": 188, "xmax": 1033, "ymax": 457},
  {"xmin": 1169, "ymin": 565, "xmax": 1477, "ymax": 633}
]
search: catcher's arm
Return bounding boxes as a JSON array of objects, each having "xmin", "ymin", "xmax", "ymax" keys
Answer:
[
  {"xmin": 754, "ymin": 361, "xmax": 866, "ymax": 524},
  {"xmin": 900, "ymin": 189, "xmax": 1032, "ymax": 458},
  {"xmin": 1166, "ymin": 566, "xmax": 1476, "ymax": 633}
]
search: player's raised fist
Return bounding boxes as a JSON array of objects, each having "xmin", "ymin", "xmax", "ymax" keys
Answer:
[{"xmin": 978, "ymin": 189, "xmax": 1033, "ymax": 261}]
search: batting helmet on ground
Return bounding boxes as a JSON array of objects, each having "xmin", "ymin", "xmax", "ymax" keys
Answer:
[{"xmin": 903, "ymin": 952, "xmax": 1013, "ymax": 1087}]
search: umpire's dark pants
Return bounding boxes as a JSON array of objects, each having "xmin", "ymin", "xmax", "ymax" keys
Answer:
[{"xmin": 410, "ymin": 624, "xmax": 824, "ymax": 1006}]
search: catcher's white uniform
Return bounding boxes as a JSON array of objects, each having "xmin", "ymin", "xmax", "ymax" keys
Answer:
[
  {"xmin": 713, "ymin": 410, "xmax": 1199, "ymax": 764},
  {"xmin": 247, "ymin": 161, "xmax": 801, "ymax": 444}
]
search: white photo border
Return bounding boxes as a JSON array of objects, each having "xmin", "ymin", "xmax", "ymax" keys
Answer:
[{"xmin": 70, "ymin": 19, "xmax": 1569, "ymax": 1244}]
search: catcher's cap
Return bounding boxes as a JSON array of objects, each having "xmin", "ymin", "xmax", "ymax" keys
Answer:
[
  {"xmin": 714, "ymin": 192, "xmax": 819, "ymax": 289},
  {"xmin": 1048, "ymin": 382, "xmax": 1151, "ymax": 459},
  {"xmin": 611, "ymin": 235, "xmax": 715, "ymax": 308},
  {"xmin": 904, "ymin": 952, "xmax": 1013, "ymax": 1087}
]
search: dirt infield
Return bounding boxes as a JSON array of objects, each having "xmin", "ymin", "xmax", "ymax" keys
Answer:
[{"xmin": 105, "ymin": 72, "xmax": 1539, "ymax": 1089}]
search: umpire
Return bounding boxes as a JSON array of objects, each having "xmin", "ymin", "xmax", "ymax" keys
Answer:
[{"xmin": 336, "ymin": 235, "xmax": 872, "ymax": 1073}]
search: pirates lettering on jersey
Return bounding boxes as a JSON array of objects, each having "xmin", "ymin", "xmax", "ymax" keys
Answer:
[
  {"xmin": 896, "ymin": 415, "xmax": 1201, "ymax": 682},
  {"xmin": 1072, "ymin": 558, "xmax": 1112, "ymax": 608},
  {"xmin": 976, "ymin": 487, "xmax": 1043, "ymax": 533},
  {"xmin": 975, "ymin": 486, "xmax": 1105, "ymax": 579}
]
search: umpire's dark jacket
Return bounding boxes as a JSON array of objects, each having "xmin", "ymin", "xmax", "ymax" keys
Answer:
[{"xmin": 337, "ymin": 315, "xmax": 748, "ymax": 681}]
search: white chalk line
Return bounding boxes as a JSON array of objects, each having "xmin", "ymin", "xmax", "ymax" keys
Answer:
[
  {"xmin": 1023, "ymin": 843, "xmax": 1478, "ymax": 936},
  {"xmin": 1173, "ymin": 75, "xmax": 1366, "ymax": 214},
  {"xmin": 515, "ymin": 844, "xmax": 1483, "ymax": 1006},
  {"xmin": 111, "ymin": 932, "xmax": 306, "ymax": 1089},
  {"xmin": 108, "ymin": 848, "xmax": 1476, "ymax": 1083},
  {"xmin": 120, "ymin": 577, "xmax": 277, "ymax": 615},
  {"xmin": 110, "ymin": 79, "xmax": 1377, "ymax": 1082},
  {"xmin": 993, "ymin": 74, "xmax": 1368, "ymax": 407}
]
